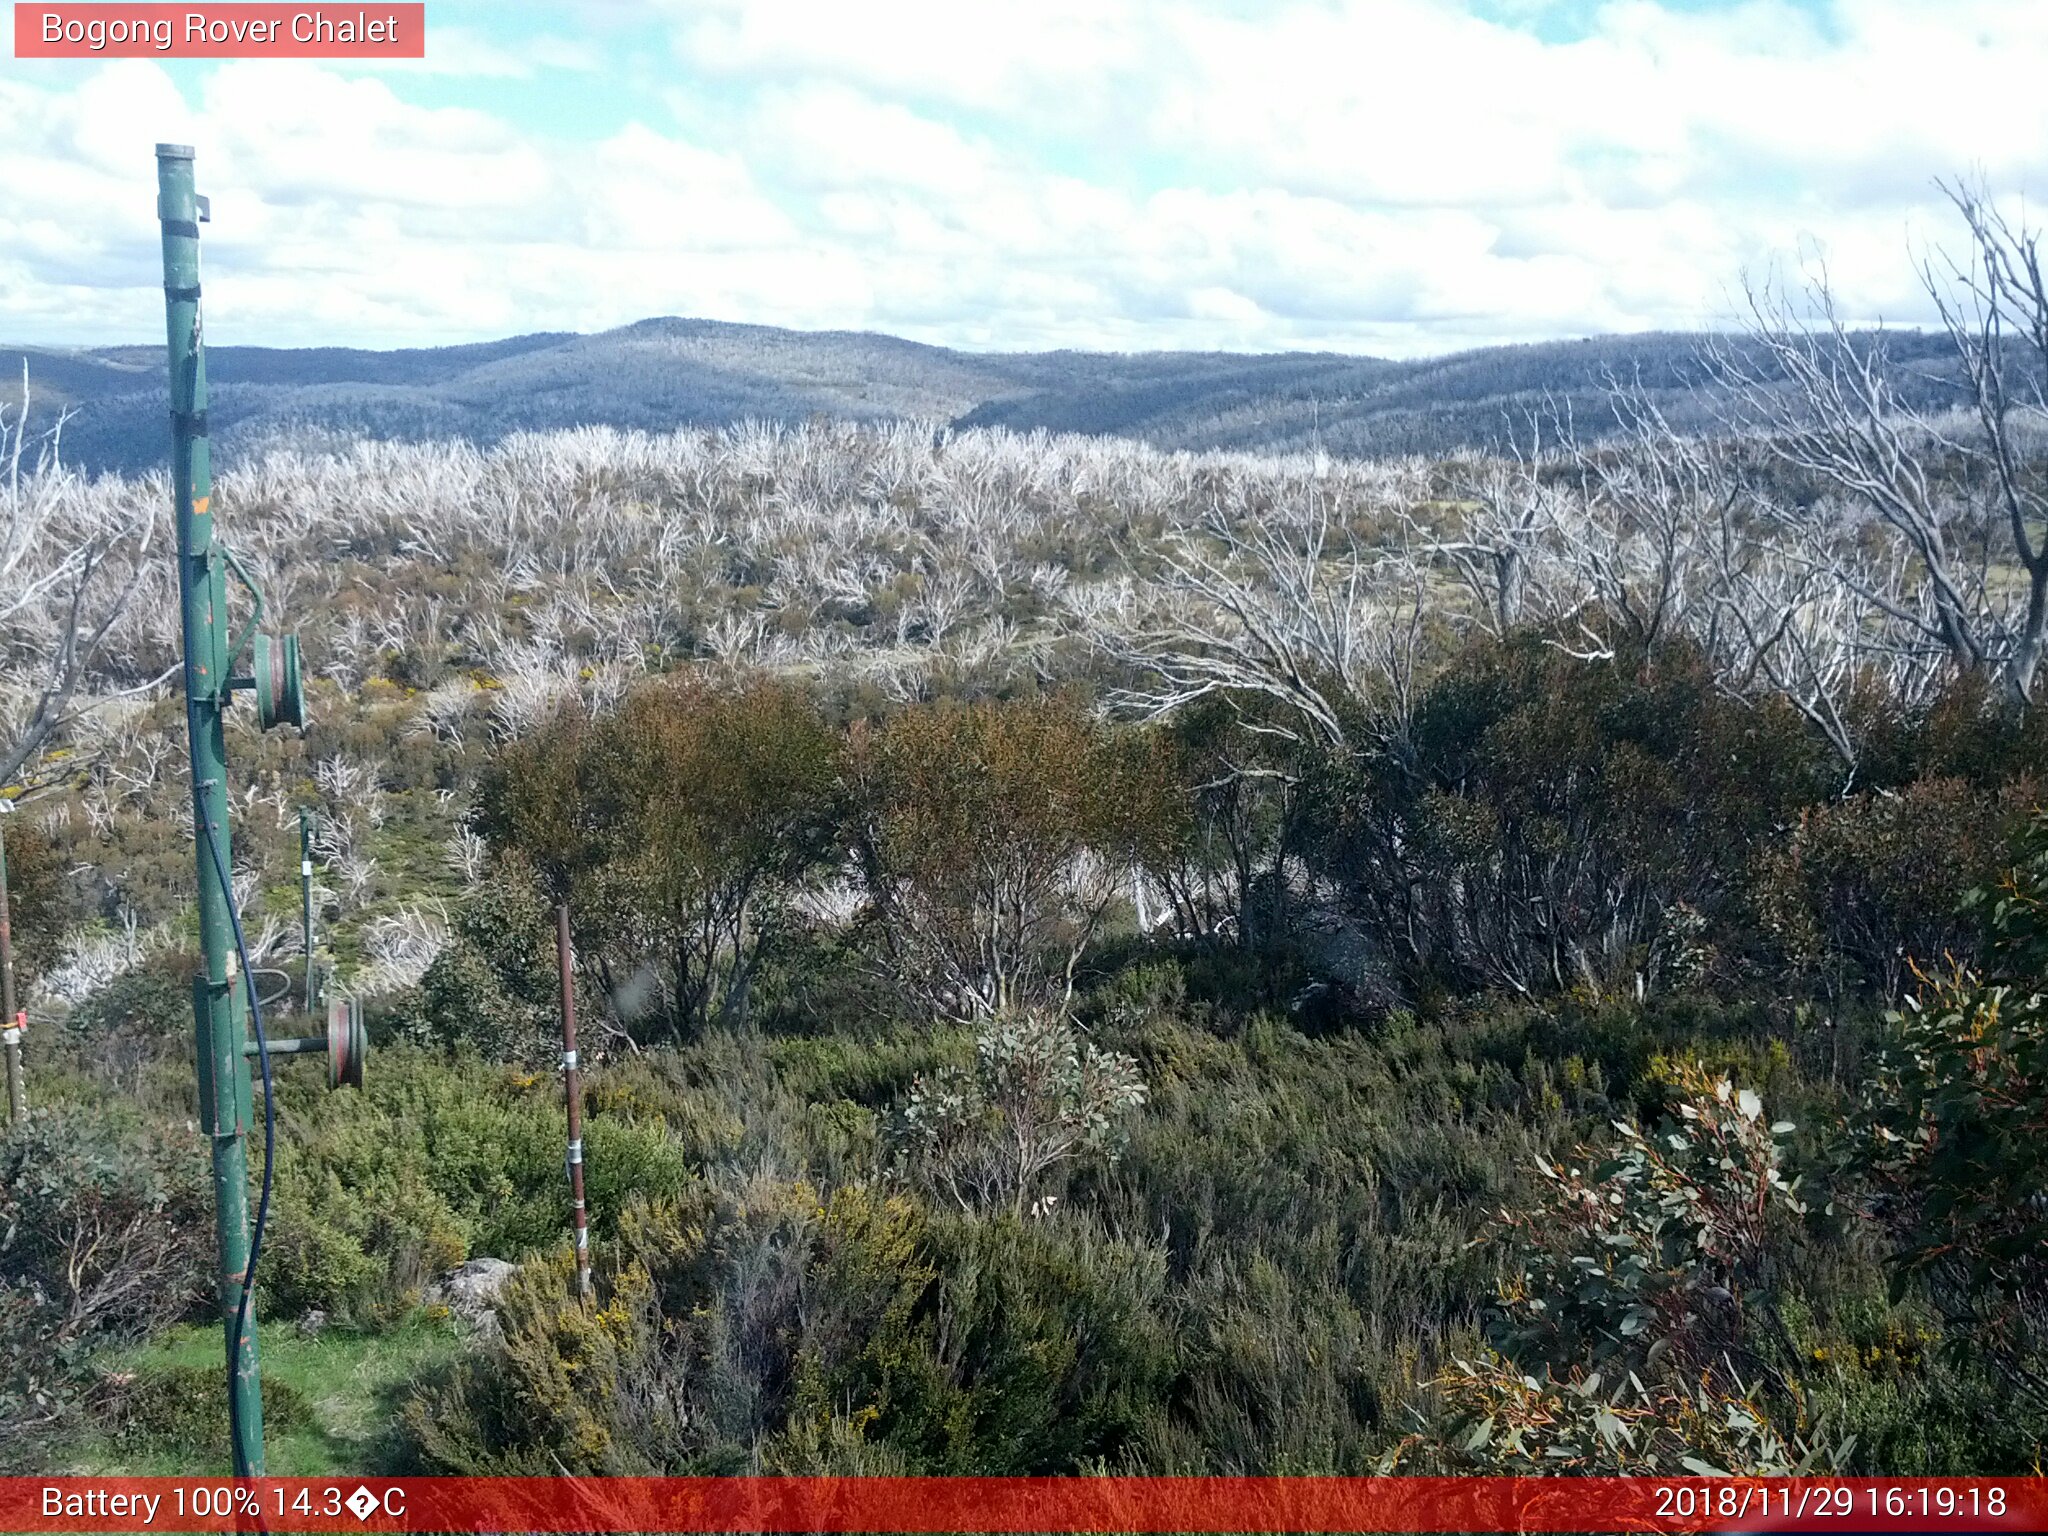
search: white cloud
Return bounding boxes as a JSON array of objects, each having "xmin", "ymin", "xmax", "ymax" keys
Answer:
[
  {"xmin": 203, "ymin": 64, "xmax": 550, "ymax": 215},
  {"xmin": 577, "ymin": 123, "xmax": 795, "ymax": 251},
  {"xmin": 744, "ymin": 83, "xmax": 1002, "ymax": 198},
  {"xmin": 5, "ymin": 2, "xmax": 2048, "ymax": 354},
  {"xmin": 344, "ymin": 23, "xmax": 604, "ymax": 79},
  {"xmin": 667, "ymin": 0, "xmax": 1155, "ymax": 120}
]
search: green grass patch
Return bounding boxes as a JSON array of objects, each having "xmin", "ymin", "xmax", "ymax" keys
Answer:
[{"xmin": 61, "ymin": 1313, "xmax": 461, "ymax": 1475}]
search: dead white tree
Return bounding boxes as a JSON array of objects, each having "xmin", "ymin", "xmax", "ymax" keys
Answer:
[
  {"xmin": 1424, "ymin": 415, "xmax": 1573, "ymax": 638},
  {"xmin": 0, "ymin": 370, "xmax": 161, "ymax": 788},
  {"xmin": 1705, "ymin": 501, "xmax": 1874, "ymax": 773},
  {"xmin": 1558, "ymin": 387, "xmax": 1741, "ymax": 659},
  {"xmin": 1716, "ymin": 187, "xmax": 2048, "ymax": 708},
  {"xmin": 1557, "ymin": 384, "xmax": 1916, "ymax": 779},
  {"xmin": 1103, "ymin": 492, "xmax": 1419, "ymax": 753},
  {"xmin": 1922, "ymin": 179, "xmax": 2048, "ymax": 702}
]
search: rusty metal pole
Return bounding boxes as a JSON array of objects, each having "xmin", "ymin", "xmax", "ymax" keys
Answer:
[
  {"xmin": 0, "ymin": 814, "xmax": 25, "ymax": 1125},
  {"xmin": 299, "ymin": 807, "xmax": 317, "ymax": 1016},
  {"xmin": 555, "ymin": 902, "xmax": 592, "ymax": 1298}
]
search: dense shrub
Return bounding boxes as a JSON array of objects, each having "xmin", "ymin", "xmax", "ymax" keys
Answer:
[
  {"xmin": 262, "ymin": 1047, "xmax": 692, "ymax": 1324},
  {"xmin": 1756, "ymin": 778, "xmax": 2032, "ymax": 999},
  {"xmin": 1849, "ymin": 814, "xmax": 2048, "ymax": 1413},
  {"xmin": 1310, "ymin": 635, "xmax": 1825, "ymax": 998},
  {"xmin": 391, "ymin": 865, "xmax": 558, "ymax": 1061},
  {"xmin": 1429, "ymin": 1066, "xmax": 1831, "ymax": 1474},
  {"xmin": 847, "ymin": 695, "xmax": 1161, "ymax": 1020},
  {"xmin": 890, "ymin": 1008, "xmax": 1146, "ymax": 1217},
  {"xmin": 404, "ymin": 1184, "xmax": 931, "ymax": 1473},
  {"xmin": 403, "ymin": 1178, "xmax": 1176, "ymax": 1475},
  {"xmin": 0, "ymin": 1106, "xmax": 209, "ymax": 1455},
  {"xmin": 106, "ymin": 1366, "xmax": 312, "ymax": 1460},
  {"xmin": 475, "ymin": 677, "xmax": 843, "ymax": 1042},
  {"xmin": 38, "ymin": 954, "xmax": 199, "ymax": 1107},
  {"xmin": 0, "ymin": 812, "xmax": 78, "ymax": 986}
]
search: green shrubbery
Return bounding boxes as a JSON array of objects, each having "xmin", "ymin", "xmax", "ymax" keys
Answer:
[
  {"xmin": 0, "ymin": 813, "xmax": 79, "ymax": 986},
  {"xmin": 388, "ymin": 871, "xmax": 557, "ymax": 1062},
  {"xmin": 890, "ymin": 1008, "xmax": 1146, "ymax": 1216},
  {"xmin": 403, "ymin": 1179, "xmax": 1177, "ymax": 1475},
  {"xmin": 0, "ymin": 1105, "xmax": 210, "ymax": 1456},
  {"xmin": 25, "ymin": 618, "xmax": 2048, "ymax": 1475},
  {"xmin": 105, "ymin": 1366, "xmax": 313, "ymax": 1460},
  {"xmin": 1431, "ymin": 1065, "xmax": 1830, "ymax": 1474},
  {"xmin": 261, "ymin": 1047, "xmax": 695, "ymax": 1325},
  {"xmin": 1757, "ymin": 778, "xmax": 2034, "ymax": 1000},
  {"xmin": 1846, "ymin": 813, "xmax": 2048, "ymax": 1415},
  {"xmin": 468, "ymin": 653, "xmax": 2048, "ymax": 1026}
]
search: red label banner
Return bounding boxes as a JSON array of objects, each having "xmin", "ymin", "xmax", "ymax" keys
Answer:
[
  {"xmin": 13, "ymin": 5, "xmax": 425, "ymax": 58},
  {"xmin": 2, "ymin": 1476, "xmax": 2043, "ymax": 1533}
]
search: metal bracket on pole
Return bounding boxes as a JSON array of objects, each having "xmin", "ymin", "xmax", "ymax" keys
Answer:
[
  {"xmin": 239, "ymin": 996, "xmax": 364, "ymax": 1090},
  {"xmin": 219, "ymin": 546, "xmax": 306, "ymax": 730},
  {"xmin": 219, "ymin": 545, "xmax": 265, "ymax": 671}
]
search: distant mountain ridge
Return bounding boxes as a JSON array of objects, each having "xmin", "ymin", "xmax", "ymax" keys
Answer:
[{"xmin": 1, "ymin": 316, "xmax": 1964, "ymax": 476}]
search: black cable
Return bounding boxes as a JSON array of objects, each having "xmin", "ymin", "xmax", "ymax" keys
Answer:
[{"xmin": 197, "ymin": 810, "xmax": 275, "ymax": 1484}]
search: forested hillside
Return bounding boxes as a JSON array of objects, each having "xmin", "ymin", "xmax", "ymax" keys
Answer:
[{"xmin": 0, "ymin": 319, "xmax": 1971, "ymax": 476}]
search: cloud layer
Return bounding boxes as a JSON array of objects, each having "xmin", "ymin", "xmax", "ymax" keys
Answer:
[{"xmin": 3, "ymin": 0, "xmax": 2044, "ymax": 354}]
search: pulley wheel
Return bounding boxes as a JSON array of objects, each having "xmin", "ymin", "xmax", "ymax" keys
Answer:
[
  {"xmin": 326, "ymin": 996, "xmax": 366, "ymax": 1089},
  {"xmin": 253, "ymin": 631, "xmax": 306, "ymax": 730}
]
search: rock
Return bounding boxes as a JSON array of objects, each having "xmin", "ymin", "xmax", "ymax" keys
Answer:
[
  {"xmin": 425, "ymin": 1257, "xmax": 517, "ymax": 1337},
  {"xmin": 295, "ymin": 1308, "xmax": 328, "ymax": 1339}
]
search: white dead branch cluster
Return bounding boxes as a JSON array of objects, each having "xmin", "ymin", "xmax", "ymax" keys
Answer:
[
  {"xmin": 17, "ymin": 176, "xmax": 2048, "ymax": 1008},
  {"xmin": 1100, "ymin": 493, "xmax": 1425, "ymax": 753},
  {"xmin": 34, "ymin": 910, "xmax": 172, "ymax": 1010},
  {"xmin": 0, "ymin": 375, "xmax": 168, "ymax": 787},
  {"xmin": 351, "ymin": 902, "xmax": 452, "ymax": 997}
]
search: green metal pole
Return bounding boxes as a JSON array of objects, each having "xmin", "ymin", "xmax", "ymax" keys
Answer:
[
  {"xmin": 157, "ymin": 142, "xmax": 264, "ymax": 1478},
  {"xmin": 0, "ymin": 816, "xmax": 24, "ymax": 1125},
  {"xmin": 299, "ymin": 808, "xmax": 316, "ymax": 1015}
]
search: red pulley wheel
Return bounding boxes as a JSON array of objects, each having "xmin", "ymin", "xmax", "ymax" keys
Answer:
[{"xmin": 325, "ymin": 996, "xmax": 365, "ymax": 1089}]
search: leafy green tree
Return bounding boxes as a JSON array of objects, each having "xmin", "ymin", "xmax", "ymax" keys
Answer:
[
  {"xmin": 395, "ymin": 858, "xmax": 559, "ymax": 1061},
  {"xmin": 473, "ymin": 702, "xmax": 592, "ymax": 902},
  {"xmin": 1310, "ymin": 633, "xmax": 1822, "ymax": 998},
  {"xmin": 1756, "ymin": 777, "xmax": 2029, "ymax": 1001},
  {"xmin": 1130, "ymin": 697, "xmax": 1298, "ymax": 947},
  {"xmin": 0, "ymin": 811, "xmax": 77, "ymax": 987},
  {"xmin": 847, "ymin": 696, "xmax": 1159, "ymax": 1020},
  {"xmin": 476, "ymin": 675, "xmax": 843, "ymax": 1044}
]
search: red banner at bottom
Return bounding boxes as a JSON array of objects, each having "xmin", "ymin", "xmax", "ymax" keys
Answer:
[{"xmin": 5, "ymin": 1476, "xmax": 2043, "ymax": 1534}]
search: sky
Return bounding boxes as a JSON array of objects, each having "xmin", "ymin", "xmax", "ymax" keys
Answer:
[{"xmin": 3, "ymin": 0, "xmax": 2047, "ymax": 357}]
